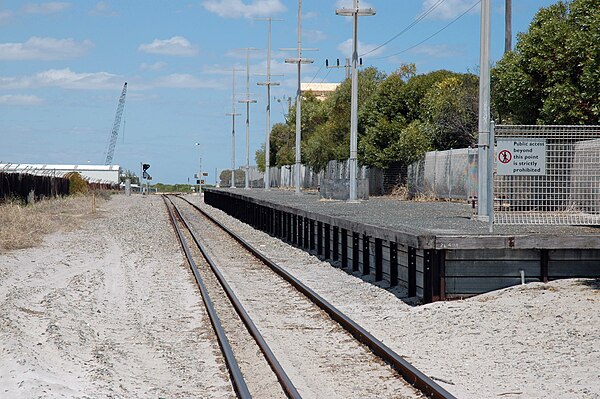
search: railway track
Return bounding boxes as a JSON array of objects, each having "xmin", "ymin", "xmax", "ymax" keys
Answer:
[{"xmin": 163, "ymin": 194, "xmax": 456, "ymax": 399}]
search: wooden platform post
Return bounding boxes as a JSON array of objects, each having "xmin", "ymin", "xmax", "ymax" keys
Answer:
[
  {"xmin": 375, "ymin": 238, "xmax": 383, "ymax": 281},
  {"xmin": 423, "ymin": 249, "xmax": 445, "ymax": 303},
  {"xmin": 390, "ymin": 241, "xmax": 398, "ymax": 286},
  {"xmin": 352, "ymin": 232, "xmax": 360, "ymax": 272},
  {"xmin": 541, "ymin": 249, "xmax": 549, "ymax": 283},
  {"xmin": 332, "ymin": 226, "xmax": 339, "ymax": 261},
  {"xmin": 362, "ymin": 234, "xmax": 370, "ymax": 276},
  {"xmin": 324, "ymin": 224, "xmax": 331, "ymax": 259},
  {"xmin": 317, "ymin": 221, "xmax": 323, "ymax": 256},
  {"xmin": 341, "ymin": 228, "xmax": 348, "ymax": 268},
  {"xmin": 408, "ymin": 246, "xmax": 417, "ymax": 297},
  {"xmin": 303, "ymin": 218, "xmax": 309, "ymax": 249}
]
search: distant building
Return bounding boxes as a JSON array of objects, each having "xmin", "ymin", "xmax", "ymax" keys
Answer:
[
  {"xmin": 0, "ymin": 164, "xmax": 121, "ymax": 185},
  {"xmin": 301, "ymin": 82, "xmax": 340, "ymax": 101}
]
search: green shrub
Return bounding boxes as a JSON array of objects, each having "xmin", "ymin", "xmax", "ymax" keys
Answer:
[{"xmin": 66, "ymin": 172, "xmax": 89, "ymax": 195}]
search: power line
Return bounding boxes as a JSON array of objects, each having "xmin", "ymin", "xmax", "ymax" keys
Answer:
[
  {"xmin": 309, "ymin": 61, "xmax": 325, "ymax": 84},
  {"xmin": 372, "ymin": 1, "xmax": 481, "ymax": 61},
  {"xmin": 360, "ymin": 0, "xmax": 446, "ymax": 57},
  {"xmin": 320, "ymin": 67, "xmax": 332, "ymax": 83}
]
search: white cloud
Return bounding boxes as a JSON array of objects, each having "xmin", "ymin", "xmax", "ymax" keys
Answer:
[
  {"xmin": 337, "ymin": 38, "xmax": 384, "ymax": 58},
  {"xmin": 153, "ymin": 74, "xmax": 221, "ymax": 89},
  {"xmin": 202, "ymin": 0, "xmax": 285, "ymax": 19},
  {"xmin": 138, "ymin": 36, "xmax": 198, "ymax": 57},
  {"xmin": 224, "ymin": 48, "xmax": 263, "ymax": 60},
  {"xmin": 0, "ymin": 68, "xmax": 123, "ymax": 90},
  {"xmin": 336, "ymin": 0, "xmax": 374, "ymax": 9},
  {"xmin": 22, "ymin": 2, "xmax": 71, "ymax": 14},
  {"xmin": 305, "ymin": 30, "xmax": 327, "ymax": 42},
  {"xmin": 409, "ymin": 44, "xmax": 460, "ymax": 58},
  {"xmin": 0, "ymin": 10, "xmax": 13, "ymax": 24},
  {"xmin": 140, "ymin": 61, "xmax": 167, "ymax": 71},
  {"xmin": 0, "ymin": 94, "xmax": 44, "ymax": 106},
  {"xmin": 0, "ymin": 37, "xmax": 94, "ymax": 61},
  {"xmin": 89, "ymin": 1, "xmax": 118, "ymax": 16},
  {"xmin": 420, "ymin": 0, "xmax": 479, "ymax": 20}
]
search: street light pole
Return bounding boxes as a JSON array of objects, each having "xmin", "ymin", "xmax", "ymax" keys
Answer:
[
  {"xmin": 336, "ymin": 0, "xmax": 375, "ymax": 202},
  {"xmin": 238, "ymin": 48, "xmax": 259, "ymax": 189},
  {"xmin": 505, "ymin": 0, "xmax": 512, "ymax": 53},
  {"xmin": 257, "ymin": 18, "xmax": 282, "ymax": 191},
  {"xmin": 478, "ymin": 0, "xmax": 491, "ymax": 220},
  {"xmin": 283, "ymin": 0, "xmax": 316, "ymax": 195},
  {"xmin": 227, "ymin": 68, "xmax": 242, "ymax": 189}
]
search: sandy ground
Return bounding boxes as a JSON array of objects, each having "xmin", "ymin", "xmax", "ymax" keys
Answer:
[
  {"xmin": 0, "ymin": 195, "xmax": 233, "ymax": 398},
  {"xmin": 1, "ymin": 193, "xmax": 599, "ymax": 399}
]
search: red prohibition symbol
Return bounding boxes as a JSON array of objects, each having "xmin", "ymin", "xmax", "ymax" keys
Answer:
[{"xmin": 498, "ymin": 149, "xmax": 512, "ymax": 164}]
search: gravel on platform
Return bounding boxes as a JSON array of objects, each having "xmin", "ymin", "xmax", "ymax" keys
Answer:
[{"xmin": 208, "ymin": 188, "xmax": 600, "ymax": 237}]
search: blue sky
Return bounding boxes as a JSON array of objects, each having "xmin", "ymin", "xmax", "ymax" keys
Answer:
[{"xmin": 1, "ymin": 0, "xmax": 558, "ymax": 184}]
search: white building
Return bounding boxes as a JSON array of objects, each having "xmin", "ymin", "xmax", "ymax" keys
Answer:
[
  {"xmin": 0, "ymin": 164, "xmax": 121, "ymax": 185},
  {"xmin": 301, "ymin": 82, "xmax": 340, "ymax": 101}
]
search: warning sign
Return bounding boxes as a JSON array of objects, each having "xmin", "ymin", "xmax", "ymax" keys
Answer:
[
  {"xmin": 498, "ymin": 149, "xmax": 512, "ymax": 164},
  {"xmin": 497, "ymin": 139, "xmax": 546, "ymax": 176}
]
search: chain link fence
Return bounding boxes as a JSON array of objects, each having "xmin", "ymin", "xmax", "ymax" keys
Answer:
[
  {"xmin": 493, "ymin": 125, "xmax": 600, "ymax": 225},
  {"xmin": 406, "ymin": 125, "xmax": 600, "ymax": 226}
]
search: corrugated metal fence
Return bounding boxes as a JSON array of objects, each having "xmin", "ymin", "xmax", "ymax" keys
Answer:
[
  {"xmin": 236, "ymin": 160, "xmax": 387, "ymax": 196},
  {"xmin": 407, "ymin": 148, "xmax": 478, "ymax": 200},
  {"xmin": 0, "ymin": 171, "xmax": 70, "ymax": 203}
]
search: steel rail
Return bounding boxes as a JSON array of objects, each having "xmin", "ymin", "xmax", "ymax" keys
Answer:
[
  {"xmin": 162, "ymin": 196, "xmax": 252, "ymax": 399},
  {"xmin": 178, "ymin": 195, "xmax": 457, "ymax": 399},
  {"xmin": 167, "ymin": 195, "xmax": 302, "ymax": 399}
]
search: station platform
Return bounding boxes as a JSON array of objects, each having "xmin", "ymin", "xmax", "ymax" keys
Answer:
[{"xmin": 203, "ymin": 188, "xmax": 600, "ymax": 302}]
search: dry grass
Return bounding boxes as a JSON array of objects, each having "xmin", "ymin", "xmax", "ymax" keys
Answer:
[
  {"xmin": 0, "ymin": 194, "xmax": 107, "ymax": 254},
  {"xmin": 388, "ymin": 185, "xmax": 410, "ymax": 200},
  {"xmin": 387, "ymin": 185, "xmax": 437, "ymax": 201}
]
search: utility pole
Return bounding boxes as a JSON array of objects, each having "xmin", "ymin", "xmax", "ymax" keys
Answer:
[
  {"xmin": 326, "ymin": 58, "xmax": 351, "ymax": 80},
  {"xmin": 226, "ymin": 68, "xmax": 242, "ymax": 189},
  {"xmin": 478, "ymin": 0, "xmax": 492, "ymax": 220},
  {"xmin": 238, "ymin": 48, "xmax": 259, "ymax": 189},
  {"xmin": 505, "ymin": 0, "xmax": 512, "ymax": 53},
  {"xmin": 283, "ymin": 0, "xmax": 316, "ymax": 195},
  {"xmin": 256, "ymin": 18, "xmax": 282, "ymax": 191},
  {"xmin": 336, "ymin": 0, "xmax": 375, "ymax": 202}
]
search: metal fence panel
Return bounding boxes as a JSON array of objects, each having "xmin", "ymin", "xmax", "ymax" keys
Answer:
[
  {"xmin": 494, "ymin": 125, "xmax": 600, "ymax": 225},
  {"xmin": 407, "ymin": 148, "xmax": 478, "ymax": 200}
]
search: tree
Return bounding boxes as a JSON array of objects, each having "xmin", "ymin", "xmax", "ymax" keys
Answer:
[
  {"xmin": 152, "ymin": 183, "xmax": 192, "ymax": 193},
  {"xmin": 421, "ymin": 74, "xmax": 479, "ymax": 150},
  {"xmin": 304, "ymin": 67, "xmax": 385, "ymax": 171},
  {"xmin": 492, "ymin": 0, "xmax": 600, "ymax": 124},
  {"xmin": 400, "ymin": 70, "xmax": 457, "ymax": 122},
  {"xmin": 255, "ymin": 143, "xmax": 266, "ymax": 172},
  {"xmin": 359, "ymin": 68, "xmax": 474, "ymax": 168},
  {"xmin": 270, "ymin": 122, "xmax": 295, "ymax": 166},
  {"xmin": 219, "ymin": 169, "xmax": 245, "ymax": 187},
  {"xmin": 120, "ymin": 169, "xmax": 139, "ymax": 185}
]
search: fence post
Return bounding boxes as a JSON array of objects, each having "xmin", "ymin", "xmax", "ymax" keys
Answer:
[
  {"xmin": 432, "ymin": 151, "xmax": 437, "ymax": 199},
  {"xmin": 448, "ymin": 148, "xmax": 453, "ymax": 199}
]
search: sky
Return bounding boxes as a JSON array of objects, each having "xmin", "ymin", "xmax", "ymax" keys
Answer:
[{"xmin": 1, "ymin": 0, "xmax": 559, "ymax": 184}]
